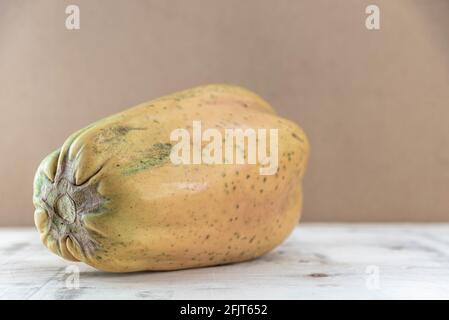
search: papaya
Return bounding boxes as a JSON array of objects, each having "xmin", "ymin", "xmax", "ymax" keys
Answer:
[{"xmin": 33, "ymin": 84, "xmax": 309, "ymax": 272}]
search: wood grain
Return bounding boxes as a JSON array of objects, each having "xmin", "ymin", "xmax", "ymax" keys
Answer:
[{"xmin": 1, "ymin": 224, "xmax": 449, "ymax": 299}]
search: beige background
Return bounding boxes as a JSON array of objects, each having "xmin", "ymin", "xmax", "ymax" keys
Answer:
[{"xmin": 0, "ymin": 0, "xmax": 448, "ymax": 225}]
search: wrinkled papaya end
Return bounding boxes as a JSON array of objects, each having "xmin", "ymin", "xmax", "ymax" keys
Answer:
[{"xmin": 33, "ymin": 148, "xmax": 107, "ymax": 262}]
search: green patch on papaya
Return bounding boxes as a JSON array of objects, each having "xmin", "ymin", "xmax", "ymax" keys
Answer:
[
  {"xmin": 33, "ymin": 173, "xmax": 45, "ymax": 198},
  {"xmin": 92, "ymin": 125, "xmax": 147, "ymax": 154},
  {"xmin": 123, "ymin": 143, "xmax": 172, "ymax": 175},
  {"xmin": 95, "ymin": 126, "xmax": 147, "ymax": 146},
  {"xmin": 86, "ymin": 197, "xmax": 110, "ymax": 215}
]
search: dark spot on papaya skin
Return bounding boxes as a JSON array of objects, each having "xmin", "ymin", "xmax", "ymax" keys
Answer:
[
  {"xmin": 291, "ymin": 132, "xmax": 304, "ymax": 142},
  {"xmin": 111, "ymin": 125, "xmax": 147, "ymax": 137}
]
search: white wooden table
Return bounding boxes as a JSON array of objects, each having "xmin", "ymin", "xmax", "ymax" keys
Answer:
[{"xmin": 1, "ymin": 224, "xmax": 448, "ymax": 300}]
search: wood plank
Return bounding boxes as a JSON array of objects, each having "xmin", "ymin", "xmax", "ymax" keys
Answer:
[{"xmin": 1, "ymin": 224, "xmax": 448, "ymax": 299}]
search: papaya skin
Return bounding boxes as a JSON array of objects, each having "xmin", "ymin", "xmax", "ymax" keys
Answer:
[{"xmin": 33, "ymin": 84, "xmax": 309, "ymax": 272}]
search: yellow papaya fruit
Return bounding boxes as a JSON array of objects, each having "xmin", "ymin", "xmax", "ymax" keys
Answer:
[{"xmin": 33, "ymin": 84, "xmax": 309, "ymax": 272}]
